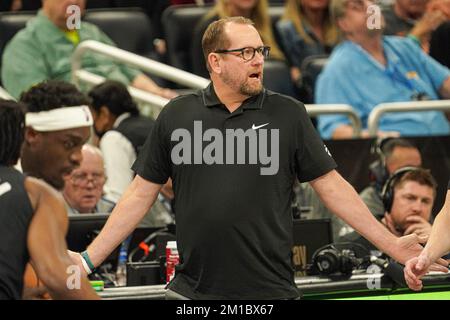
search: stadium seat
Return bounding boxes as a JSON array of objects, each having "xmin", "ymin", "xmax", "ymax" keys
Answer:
[
  {"xmin": 263, "ymin": 59, "xmax": 295, "ymax": 97},
  {"xmin": 162, "ymin": 5, "xmax": 210, "ymax": 73},
  {"xmin": 84, "ymin": 8, "xmax": 154, "ymax": 57},
  {"xmin": 163, "ymin": 4, "xmax": 285, "ymax": 74},
  {"xmin": 300, "ymin": 54, "xmax": 329, "ymax": 103}
]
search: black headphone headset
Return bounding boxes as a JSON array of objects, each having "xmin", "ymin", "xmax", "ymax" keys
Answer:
[
  {"xmin": 310, "ymin": 243, "xmax": 370, "ymax": 275},
  {"xmin": 369, "ymin": 137, "xmax": 394, "ymax": 191},
  {"xmin": 381, "ymin": 166, "xmax": 421, "ymax": 213}
]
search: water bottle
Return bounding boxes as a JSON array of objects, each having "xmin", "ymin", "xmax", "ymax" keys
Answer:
[
  {"xmin": 116, "ymin": 235, "xmax": 132, "ymax": 287},
  {"xmin": 165, "ymin": 241, "xmax": 179, "ymax": 283}
]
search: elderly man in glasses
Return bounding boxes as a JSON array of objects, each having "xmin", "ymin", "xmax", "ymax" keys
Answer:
[{"xmin": 63, "ymin": 144, "xmax": 114, "ymax": 215}]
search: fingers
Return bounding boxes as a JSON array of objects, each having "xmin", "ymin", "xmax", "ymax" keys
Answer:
[
  {"xmin": 404, "ymin": 259, "xmax": 424, "ymax": 291},
  {"xmin": 429, "ymin": 263, "xmax": 449, "ymax": 273},
  {"xmin": 405, "ymin": 215, "xmax": 427, "ymax": 223},
  {"xmin": 436, "ymin": 257, "xmax": 449, "ymax": 268}
]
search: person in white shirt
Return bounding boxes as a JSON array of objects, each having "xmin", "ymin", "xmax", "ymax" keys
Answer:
[{"xmin": 88, "ymin": 80, "xmax": 173, "ymax": 226}]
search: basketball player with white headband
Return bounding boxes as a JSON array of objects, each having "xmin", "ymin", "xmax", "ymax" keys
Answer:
[
  {"xmin": 19, "ymin": 80, "xmax": 93, "ymax": 191},
  {"xmin": 17, "ymin": 81, "xmax": 94, "ymax": 299}
]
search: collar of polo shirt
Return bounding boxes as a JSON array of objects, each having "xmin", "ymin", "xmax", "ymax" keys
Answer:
[{"xmin": 201, "ymin": 83, "xmax": 265, "ymax": 110}]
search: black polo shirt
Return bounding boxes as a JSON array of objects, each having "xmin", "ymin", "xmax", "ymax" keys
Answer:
[
  {"xmin": 448, "ymin": 179, "xmax": 450, "ymax": 189},
  {"xmin": 132, "ymin": 84, "xmax": 336, "ymax": 299}
]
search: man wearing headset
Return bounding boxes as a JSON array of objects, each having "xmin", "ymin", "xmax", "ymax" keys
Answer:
[
  {"xmin": 340, "ymin": 167, "xmax": 437, "ymax": 249},
  {"xmin": 404, "ymin": 179, "xmax": 450, "ymax": 291}
]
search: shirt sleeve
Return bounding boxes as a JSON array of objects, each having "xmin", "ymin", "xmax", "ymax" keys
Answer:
[
  {"xmin": 131, "ymin": 106, "xmax": 171, "ymax": 184},
  {"xmin": 448, "ymin": 179, "xmax": 450, "ymax": 190},
  {"xmin": 294, "ymin": 101, "xmax": 337, "ymax": 182},
  {"xmin": 100, "ymin": 131, "xmax": 136, "ymax": 203},
  {"xmin": 275, "ymin": 21, "xmax": 299, "ymax": 68},
  {"xmin": 1, "ymin": 34, "xmax": 49, "ymax": 99}
]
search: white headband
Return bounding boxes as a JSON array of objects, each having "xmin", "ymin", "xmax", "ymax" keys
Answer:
[{"xmin": 25, "ymin": 106, "xmax": 93, "ymax": 132}]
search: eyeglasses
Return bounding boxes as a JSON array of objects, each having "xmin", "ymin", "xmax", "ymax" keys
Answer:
[
  {"xmin": 215, "ymin": 46, "xmax": 271, "ymax": 61},
  {"xmin": 70, "ymin": 172, "xmax": 106, "ymax": 187}
]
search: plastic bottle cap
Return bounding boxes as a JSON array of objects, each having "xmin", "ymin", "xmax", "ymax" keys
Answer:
[{"xmin": 166, "ymin": 241, "xmax": 177, "ymax": 249}]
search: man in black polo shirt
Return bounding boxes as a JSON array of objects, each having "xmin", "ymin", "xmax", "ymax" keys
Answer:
[
  {"xmin": 405, "ymin": 179, "xmax": 450, "ymax": 291},
  {"xmin": 73, "ymin": 17, "xmax": 447, "ymax": 299}
]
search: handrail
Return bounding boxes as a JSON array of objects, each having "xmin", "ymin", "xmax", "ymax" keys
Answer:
[
  {"xmin": 71, "ymin": 40, "xmax": 210, "ymax": 89},
  {"xmin": 305, "ymin": 104, "xmax": 362, "ymax": 137},
  {"xmin": 0, "ymin": 86, "xmax": 15, "ymax": 101},
  {"xmin": 75, "ymin": 70, "xmax": 169, "ymax": 111},
  {"xmin": 367, "ymin": 100, "xmax": 450, "ymax": 136}
]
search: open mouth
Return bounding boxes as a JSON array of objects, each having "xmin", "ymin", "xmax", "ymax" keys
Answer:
[{"xmin": 249, "ymin": 72, "xmax": 261, "ymax": 80}]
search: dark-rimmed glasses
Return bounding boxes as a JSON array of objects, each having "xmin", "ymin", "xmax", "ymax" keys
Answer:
[{"xmin": 215, "ymin": 46, "xmax": 271, "ymax": 61}]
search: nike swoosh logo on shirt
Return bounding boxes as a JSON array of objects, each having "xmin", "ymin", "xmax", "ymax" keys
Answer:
[{"xmin": 251, "ymin": 123, "xmax": 269, "ymax": 130}]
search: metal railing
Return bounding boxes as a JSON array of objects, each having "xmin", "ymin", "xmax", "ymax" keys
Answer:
[
  {"xmin": 367, "ymin": 100, "xmax": 450, "ymax": 136},
  {"xmin": 70, "ymin": 42, "xmax": 362, "ymax": 132},
  {"xmin": 0, "ymin": 86, "xmax": 14, "ymax": 100},
  {"xmin": 72, "ymin": 40, "xmax": 210, "ymax": 89},
  {"xmin": 305, "ymin": 104, "xmax": 362, "ymax": 137},
  {"xmin": 75, "ymin": 70, "xmax": 169, "ymax": 113},
  {"xmin": 71, "ymin": 40, "xmax": 209, "ymax": 114}
]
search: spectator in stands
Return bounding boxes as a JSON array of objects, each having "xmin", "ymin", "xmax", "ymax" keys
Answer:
[
  {"xmin": 0, "ymin": 99, "xmax": 99, "ymax": 300},
  {"xmin": 382, "ymin": 0, "xmax": 450, "ymax": 52},
  {"xmin": 87, "ymin": 80, "xmax": 155, "ymax": 203},
  {"xmin": 88, "ymin": 80, "xmax": 173, "ymax": 227},
  {"xmin": 0, "ymin": 0, "xmax": 21, "ymax": 11},
  {"xmin": 404, "ymin": 178, "xmax": 450, "ymax": 291},
  {"xmin": 191, "ymin": 0, "xmax": 285, "ymax": 77},
  {"xmin": 340, "ymin": 167, "xmax": 436, "ymax": 250},
  {"xmin": 1, "ymin": 0, "xmax": 177, "ymax": 100},
  {"xmin": 315, "ymin": 0, "xmax": 450, "ymax": 139},
  {"xmin": 276, "ymin": 0, "xmax": 339, "ymax": 102},
  {"xmin": 62, "ymin": 144, "xmax": 115, "ymax": 215},
  {"xmin": 360, "ymin": 138, "xmax": 422, "ymax": 219}
]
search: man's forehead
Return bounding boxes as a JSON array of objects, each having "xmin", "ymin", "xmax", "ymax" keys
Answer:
[
  {"xmin": 397, "ymin": 181, "xmax": 434, "ymax": 195},
  {"xmin": 225, "ymin": 23, "xmax": 263, "ymax": 46},
  {"xmin": 46, "ymin": 127, "xmax": 90, "ymax": 139}
]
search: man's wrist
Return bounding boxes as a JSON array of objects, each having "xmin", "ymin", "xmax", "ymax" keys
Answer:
[{"xmin": 80, "ymin": 250, "xmax": 95, "ymax": 274}]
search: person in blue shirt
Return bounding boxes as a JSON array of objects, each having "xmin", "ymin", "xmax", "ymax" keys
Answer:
[{"xmin": 315, "ymin": 0, "xmax": 450, "ymax": 139}]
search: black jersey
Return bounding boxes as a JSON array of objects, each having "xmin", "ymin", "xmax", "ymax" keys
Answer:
[
  {"xmin": 133, "ymin": 85, "xmax": 337, "ymax": 299},
  {"xmin": 0, "ymin": 166, "xmax": 33, "ymax": 300}
]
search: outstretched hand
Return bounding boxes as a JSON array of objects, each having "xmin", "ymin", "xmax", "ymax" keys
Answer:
[
  {"xmin": 390, "ymin": 233, "xmax": 448, "ymax": 270},
  {"xmin": 404, "ymin": 254, "xmax": 435, "ymax": 291}
]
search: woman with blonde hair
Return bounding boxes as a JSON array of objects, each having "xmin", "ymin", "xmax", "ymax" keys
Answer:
[
  {"xmin": 276, "ymin": 0, "xmax": 339, "ymax": 101},
  {"xmin": 191, "ymin": 0, "xmax": 284, "ymax": 78}
]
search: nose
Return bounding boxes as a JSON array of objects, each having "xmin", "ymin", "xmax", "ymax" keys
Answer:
[
  {"xmin": 411, "ymin": 199, "xmax": 424, "ymax": 214},
  {"xmin": 251, "ymin": 51, "xmax": 264, "ymax": 66}
]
